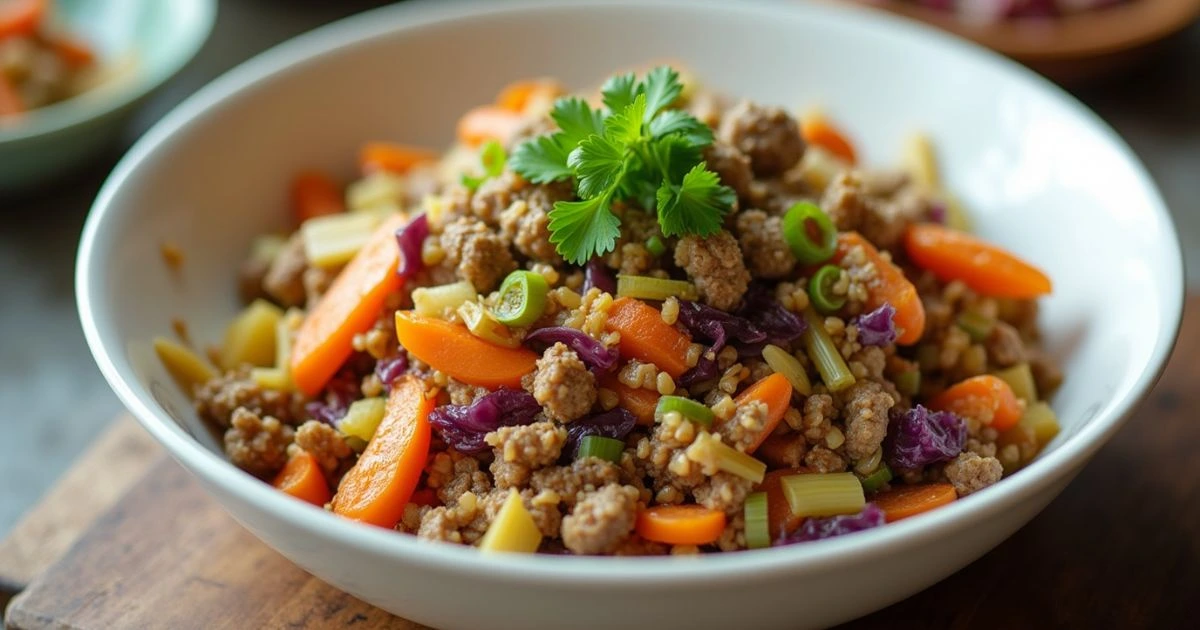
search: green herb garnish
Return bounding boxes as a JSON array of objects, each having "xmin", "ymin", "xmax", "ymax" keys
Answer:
[
  {"xmin": 509, "ymin": 66, "xmax": 733, "ymax": 264},
  {"xmin": 462, "ymin": 139, "xmax": 507, "ymax": 191}
]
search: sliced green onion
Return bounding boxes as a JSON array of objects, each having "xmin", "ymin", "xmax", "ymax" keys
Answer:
[
  {"xmin": 655, "ymin": 395, "xmax": 714, "ymax": 426},
  {"xmin": 577, "ymin": 435, "xmax": 625, "ymax": 463},
  {"xmin": 801, "ymin": 308, "xmax": 855, "ymax": 393},
  {"xmin": 1021, "ymin": 401, "xmax": 1060, "ymax": 446},
  {"xmin": 994, "ymin": 362, "xmax": 1037, "ymax": 403},
  {"xmin": 762, "ymin": 344, "xmax": 812, "ymax": 395},
  {"xmin": 412, "ymin": 280, "xmax": 477, "ymax": 317},
  {"xmin": 956, "ymin": 311, "xmax": 994, "ymax": 343},
  {"xmin": 744, "ymin": 492, "xmax": 771, "ymax": 550},
  {"xmin": 807, "ymin": 264, "xmax": 847, "ymax": 314},
  {"xmin": 645, "ymin": 235, "xmax": 666, "ymax": 257},
  {"xmin": 857, "ymin": 463, "xmax": 893, "ymax": 493},
  {"xmin": 782, "ymin": 201, "xmax": 838, "ymax": 265},
  {"xmin": 461, "ymin": 140, "xmax": 507, "ymax": 191},
  {"xmin": 781, "ymin": 472, "xmax": 865, "ymax": 518},
  {"xmin": 616, "ymin": 274, "xmax": 698, "ymax": 301},
  {"xmin": 493, "ymin": 270, "xmax": 549, "ymax": 327},
  {"xmin": 894, "ymin": 369, "xmax": 921, "ymax": 398},
  {"xmin": 457, "ymin": 300, "xmax": 520, "ymax": 348},
  {"xmin": 685, "ymin": 431, "xmax": 767, "ymax": 483}
]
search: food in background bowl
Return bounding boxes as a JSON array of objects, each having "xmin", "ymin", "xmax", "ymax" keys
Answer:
[
  {"xmin": 0, "ymin": 0, "xmax": 100, "ymax": 119},
  {"xmin": 156, "ymin": 66, "xmax": 1062, "ymax": 556}
]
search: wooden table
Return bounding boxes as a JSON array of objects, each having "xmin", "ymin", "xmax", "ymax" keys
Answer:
[{"xmin": 3, "ymin": 300, "xmax": 1196, "ymax": 629}]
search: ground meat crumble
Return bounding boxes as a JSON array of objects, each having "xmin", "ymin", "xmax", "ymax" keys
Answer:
[{"xmin": 530, "ymin": 343, "xmax": 596, "ymax": 422}]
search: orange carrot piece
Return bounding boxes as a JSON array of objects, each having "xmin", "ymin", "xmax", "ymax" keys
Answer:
[
  {"xmin": 51, "ymin": 34, "xmax": 95, "ymax": 68},
  {"xmin": 871, "ymin": 483, "xmax": 957, "ymax": 523},
  {"xmin": 394, "ymin": 311, "xmax": 538, "ymax": 389},
  {"xmin": 635, "ymin": 504, "xmax": 727, "ymax": 545},
  {"xmin": 496, "ymin": 78, "xmax": 563, "ymax": 113},
  {"xmin": 732, "ymin": 373, "xmax": 792, "ymax": 453},
  {"xmin": 332, "ymin": 376, "xmax": 433, "ymax": 527},
  {"xmin": 605, "ymin": 297, "xmax": 692, "ymax": 378},
  {"xmin": 835, "ymin": 232, "xmax": 925, "ymax": 345},
  {"xmin": 801, "ymin": 117, "xmax": 857, "ymax": 165},
  {"xmin": 929, "ymin": 374, "xmax": 1022, "ymax": 432},
  {"xmin": 272, "ymin": 451, "xmax": 331, "ymax": 507},
  {"xmin": 291, "ymin": 170, "xmax": 345, "ymax": 223},
  {"xmin": 904, "ymin": 223, "xmax": 1052, "ymax": 299},
  {"xmin": 0, "ymin": 75, "xmax": 22, "ymax": 117},
  {"xmin": 0, "ymin": 0, "xmax": 44, "ymax": 39},
  {"xmin": 359, "ymin": 141, "xmax": 438, "ymax": 175},
  {"xmin": 409, "ymin": 487, "xmax": 440, "ymax": 508},
  {"xmin": 457, "ymin": 105, "xmax": 523, "ymax": 147},
  {"xmin": 757, "ymin": 468, "xmax": 810, "ymax": 538},
  {"xmin": 290, "ymin": 214, "xmax": 408, "ymax": 396},
  {"xmin": 755, "ymin": 434, "xmax": 803, "ymax": 470},
  {"xmin": 601, "ymin": 376, "xmax": 660, "ymax": 426}
]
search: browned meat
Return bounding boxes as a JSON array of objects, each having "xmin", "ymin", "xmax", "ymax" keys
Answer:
[
  {"xmin": 224, "ymin": 408, "xmax": 294, "ymax": 478},
  {"xmin": 718, "ymin": 101, "xmax": 805, "ymax": 176},
  {"xmin": 262, "ymin": 233, "xmax": 308, "ymax": 307},
  {"xmin": 735, "ymin": 209, "xmax": 796, "ymax": 279},
  {"xmin": 194, "ymin": 367, "xmax": 303, "ymax": 428},
  {"xmin": 674, "ymin": 231, "xmax": 750, "ymax": 311},
  {"xmin": 944, "ymin": 452, "xmax": 1003, "ymax": 497},
  {"xmin": 841, "ymin": 381, "xmax": 895, "ymax": 462},
  {"xmin": 560, "ymin": 484, "xmax": 640, "ymax": 555},
  {"xmin": 439, "ymin": 217, "xmax": 517, "ymax": 292},
  {"xmin": 531, "ymin": 343, "xmax": 597, "ymax": 422}
]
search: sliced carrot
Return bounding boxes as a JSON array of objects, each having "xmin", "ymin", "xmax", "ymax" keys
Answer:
[
  {"xmin": 290, "ymin": 214, "xmax": 408, "ymax": 397},
  {"xmin": 495, "ymin": 78, "xmax": 563, "ymax": 113},
  {"xmin": 272, "ymin": 451, "xmax": 331, "ymax": 507},
  {"xmin": 409, "ymin": 487, "xmax": 440, "ymax": 508},
  {"xmin": 757, "ymin": 468, "xmax": 810, "ymax": 538},
  {"xmin": 635, "ymin": 504, "xmax": 726, "ymax": 545},
  {"xmin": 731, "ymin": 373, "xmax": 792, "ymax": 453},
  {"xmin": 801, "ymin": 117, "xmax": 857, "ymax": 165},
  {"xmin": 332, "ymin": 376, "xmax": 433, "ymax": 527},
  {"xmin": 291, "ymin": 170, "xmax": 345, "ymax": 223},
  {"xmin": 457, "ymin": 105, "xmax": 523, "ymax": 147},
  {"xmin": 51, "ymin": 34, "xmax": 95, "ymax": 68},
  {"xmin": 605, "ymin": 297, "xmax": 692, "ymax": 378},
  {"xmin": 904, "ymin": 223, "xmax": 1051, "ymax": 299},
  {"xmin": 929, "ymin": 374, "xmax": 1022, "ymax": 432},
  {"xmin": 0, "ymin": 0, "xmax": 45, "ymax": 39},
  {"xmin": 0, "ymin": 74, "xmax": 22, "ymax": 117},
  {"xmin": 835, "ymin": 232, "xmax": 925, "ymax": 345},
  {"xmin": 394, "ymin": 311, "xmax": 537, "ymax": 389},
  {"xmin": 871, "ymin": 482, "xmax": 956, "ymax": 522},
  {"xmin": 601, "ymin": 376, "xmax": 660, "ymax": 426},
  {"xmin": 359, "ymin": 141, "xmax": 438, "ymax": 175}
]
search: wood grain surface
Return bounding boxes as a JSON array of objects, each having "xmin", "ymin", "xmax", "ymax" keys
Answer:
[{"xmin": 5, "ymin": 299, "xmax": 1197, "ymax": 629}]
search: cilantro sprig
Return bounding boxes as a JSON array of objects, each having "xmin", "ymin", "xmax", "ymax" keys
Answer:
[{"xmin": 509, "ymin": 67, "xmax": 734, "ymax": 264}]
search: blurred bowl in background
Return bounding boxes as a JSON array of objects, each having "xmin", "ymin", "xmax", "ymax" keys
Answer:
[{"xmin": 0, "ymin": 0, "xmax": 216, "ymax": 192}]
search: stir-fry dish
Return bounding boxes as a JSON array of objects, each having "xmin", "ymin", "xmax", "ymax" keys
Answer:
[
  {"xmin": 0, "ymin": 0, "xmax": 98, "ymax": 118},
  {"xmin": 156, "ymin": 67, "xmax": 1063, "ymax": 555}
]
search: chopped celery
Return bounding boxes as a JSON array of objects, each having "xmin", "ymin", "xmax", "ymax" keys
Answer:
[
  {"xmin": 250, "ymin": 367, "xmax": 289, "ymax": 390},
  {"xmin": 1022, "ymin": 401, "xmax": 1060, "ymax": 446},
  {"xmin": 577, "ymin": 436, "xmax": 625, "ymax": 463},
  {"xmin": 781, "ymin": 472, "xmax": 865, "ymax": 518},
  {"xmin": 762, "ymin": 344, "xmax": 812, "ymax": 396},
  {"xmin": 457, "ymin": 300, "xmax": 520, "ymax": 348},
  {"xmin": 479, "ymin": 489, "xmax": 542, "ymax": 553},
  {"xmin": 743, "ymin": 492, "xmax": 771, "ymax": 550},
  {"xmin": 655, "ymin": 395, "xmax": 714, "ymax": 426},
  {"xmin": 154, "ymin": 337, "xmax": 216, "ymax": 396},
  {"xmin": 493, "ymin": 270, "xmax": 549, "ymax": 327},
  {"xmin": 801, "ymin": 309, "xmax": 855, "ymax": 392},
  {"xmin": 616, "ymin": 274, "xmax": 698, "ymax": 301},
  {"xmin": 685, "ymin": 431, "xmax": 766, "ymax": 483},
  {"xmin": 220, "ymin": 299, "xmax": 283, "ymax": 370},
  {"xmin": 301, "ymin": 211, "xmax": 383, "ymax": 268},
  {"xmin": 340, "ymin": 397, "xmax": 387, "ymax": 442},
  {"xmin": 955, "ymin": 312, "xmax": 994, "ymax": 343},
  {"xmin": 901, "ymin": 133, "xmax": 940, "ymax": 190},
  {"xmin": 346, "ymin": 171, "xmax": 405, "ymax": 212},
  {"xmin": 894, "ymin": 369, "xmax": 921, "ymax": 398},
  {"xmin": 857, "ymin": 463, "xmax": 893, "ymax": 493},
  {"xmin": 994, "ymin": 362, "xmax": 1038, "ymax": 403},
  {"xmin": 412, "ymin": 280, "xmax": 477, "ymax": 317}
]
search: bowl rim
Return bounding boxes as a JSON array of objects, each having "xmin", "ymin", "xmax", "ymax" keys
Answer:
[
  {"xmin": 77, "ymin": 0, "xmax": 1184, "ymax": 585},
  {"xmin": 0, "ymin": 0, "xmax": 217, "ymax": 144}
]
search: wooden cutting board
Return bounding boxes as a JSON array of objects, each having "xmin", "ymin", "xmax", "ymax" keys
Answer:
[{"xmin": 5, "ymin": 298, "xmax": 1199, "ymax": 629}]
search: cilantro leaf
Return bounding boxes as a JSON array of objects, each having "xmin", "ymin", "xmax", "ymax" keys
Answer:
[
  {"xmin": 655, "ymin": 162, "xmax": 734, "ymax": 238},
  {"xmin": 650, "ymin": 134, "xmax": 704, "ymax": 183},
  {"xmin": 548, "ymin": 197, "xmax": 621, "ymax": 265},
  {"xmin": 569, "ymin": 134, "xmax": 625, "ymax": 199},
  {"xmin": 551, "ymin": 97, "xmax": 605, "ymax": 147},
  {"xmin": 605, "ymin": 93, "xmax": 647, "ymax": 146},
  {"xmin": 641, "ymin": 66, "xmax": 683, "ymax": 121},
  {"xmin": 601, "ymin": 72, "xmax": 638, "ymax": 114},
  {"xmin": 509, "ymin": 134, "xmax": 572, "ymax": 183},
  {"xmin": 649, "ymin": 109, "xmax": 713, "ymax": 146}
]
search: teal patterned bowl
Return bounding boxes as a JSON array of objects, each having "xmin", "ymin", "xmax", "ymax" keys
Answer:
[{"xmin": 0, "ymin": 0, "xmax": 215, "ymax": 191}]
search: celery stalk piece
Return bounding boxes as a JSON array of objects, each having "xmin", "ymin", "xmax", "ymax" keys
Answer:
[
  {"xmin": 762, "ymin": 344, "xmax": 812, "ymax": 396},
  {"xmin": 616, "ymin": 274, "xmax": 698, "ymax": 301},
  {"xmin": 154, "ymin": 337, "xmax": 216, "ymax": 397},
  {"xmin": 411, "ymin": 281, "xmax": 477, "ymax": 318},
  {"xmin": 801, "ymin": 309, "xmax": 855, "ymax": 393},
  {"xmin": 220, "ymin": 299, "xmax": 284, "ymax": 370},
  {"xmin": 955, "ymin": 312, "xmax": 994, "ymax": 343},
  {"xmin": 346, "ymin": 171, "xmax": 405, "ymax": 212},
  {"xmin": 781, "ymin": 472, "xmax": 865, "ymax": 518},
  {"xmin": 457, "ymin": 301, "xmax": 520, "ymax": 348},
  {"xmin": 300, "ymin": 211, "xmax": 383, "ymax": 269},
  {"xmin": 685, "ymin": 431, "xmax": 766, "ymax": 483},
  {"xmin": 576, "ymin": 436, "xmax": 625, "ymax": 463},
  {"xmin": 655, "ymin": 395, "xmax": 714, "ymax": 426},
  {"xmin": 1022, "ymin": 401, "xmax": 1060, "ymax": 446},
  {"xmin": 479, "ymin": 489, "xmax": 542, "ymax": 553},
  {"xmin": 994, "ymin": 362, "xmax": 1038, "ymax": 403},
  {"xmin": 743, "ymin": 492, "xmax": 771, "ymax": 550},
  {"xmin": 340, "ymin": 397, "xmax": 387, "ymax": 442}
]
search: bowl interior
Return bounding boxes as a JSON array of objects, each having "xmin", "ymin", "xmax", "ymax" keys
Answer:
[{"xmin": 79, "ymin": 0, "xmax": 1181, "ymax": 574}]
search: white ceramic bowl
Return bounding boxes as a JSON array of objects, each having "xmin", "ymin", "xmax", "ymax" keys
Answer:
[{"xmin": 76, "ymin": 1, "xmax": 1184, "ymax": 628}]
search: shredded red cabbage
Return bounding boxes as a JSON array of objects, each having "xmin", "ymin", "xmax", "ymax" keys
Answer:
[
  {"xmin": 428, "ymin": 389, "xmax": 541, "ymax": 454},
  {"xmin": 676, "ymin": 287, "xmax": 805, "ymax": 361},
  {"xmin": 927, "ymin": 202, "xmax": 947, "ymax": 225},
  {"xmin": 373, "ymin": 354, "xmax": 409, "ymax": 391},
  {"xmin": 855, "ymin": 304, "xmax": 897, "ymax": 347},
  {"xmin": 564, "ymin": 408, "xmax": 637, "ymax": 460},
  {"xmin": 394, "ymin": 213, "xmax": 429, "ymax": 279},
  {"xmin": 740, "ymin": 286, "xmax": 806, "ymax": 353},
  {"xmin": 524, "ymin": 327, "xmax": 618, "ymax": 373},
  {"xmin": 778, "ymin": 504, "xmax": 886, "ymax": 544},
  {"xmin": 583, "ymin": 257, "xmax": 616, "ymax": 295},
  {"xmin": 305, "ymin": 354, "xmax": 374, "ymax": 425},
  {"xmin": 678, "ymin": 355, "xmax": 718, "ymax": 387},
  {"xmin": 885, "ymin": 404, "xmax": 967, "ymax": 470}
]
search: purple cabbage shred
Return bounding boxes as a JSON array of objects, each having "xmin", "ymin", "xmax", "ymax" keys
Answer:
[
  {"xmin": 675, "ymin": 286, "xmax": 805, "ymax": 369},
  {"xmin": 373, "ymin": 354, "xmax": 409, "ymax": 391},
  {"xmin": 394, "ymin": 213, "xmax": 429, "ymax": 279},
  {"xmin": 305, "ymin": 367, "xmax": 360, "ymax": 426},
  {"xmin": 583, "ymin": 257, "xmax": 616, "ymax": 295},
  {"xmin": 855, "ymin": 303, "xmax": 897, "ymax": 347},
  {"xmin": 886, "ymin": 404, "xmax": 967, "ymax": 471},
  {"xmin": 778, "ymin": 504, "xmax": 886, "ymax": 545},
  {"xmin": 428, "ymin": 389, "xmax": 541, "ymax": 454},
  {"xmin": 927, "ymin": 202, "xmax": 947, "ymax": 225},
  {"xmin": 524, "ymin": 327, "xmax": 618, "ymax": 373},
  {"xmin": 678, "ymin": 355, "xmax": 719, "ymax": 388},
  {"xmin": 564, "ymin": 408, "xmax": 638, "ymax": 460}
]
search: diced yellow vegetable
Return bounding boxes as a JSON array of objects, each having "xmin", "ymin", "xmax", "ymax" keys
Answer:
[
  {"xmin": 412, "ymin": 280, "xmax": 477, "ymax": 318},
  {"xmin": 685, "ymin": 431, "xmax": 767, "ymax": 483},
  {"xmin": 250, "ymin": 367, "xmax": 289, "ymax": 390},
  {"xmin": 762, "ymin": 344, "xmax": 812, "ymax": 396},
  {"xmin": 346, "ymin": 171, "xmax": 405, "ymax": 212},
  {"xmin": 1022, "ymin": 401, "xmax": 1060, "ymax": 446},
  {"xmin": 249, "ymin": 234, "xmax": 287, "ymax": 265},
  {"xmin": 421, "ymin": 194, "xmax": 448, "ymax": 227},
  {"xmin": 994, "ymin": 362, "xmax": 1037, "ymax": 403},
  {"xmin": 220, "ymin": 299, "xmax": 283, "ymax": 370},
  {"xmin": 154, "ymin": 337, "xmax": 216, "ymax": 396},
  {"xmin": 781, "ymin": 472, "xmax": 865, "ymax": 518},
  {"xmin": 301, "ymin": 211, "xmax": 384, "ymax": 269},
  {"xmin": 479, "ymin": 489, "xmax": 542, "ymax": 553},
  {"xmin": 796, "ymin": 145, "xmax": 848, "ymax": 193},
  {"xmin": 340, "ymin": 397, "xmax": 387, "ymax": 442},
  {"xmin": 457, "ymin": 301, "xmax": 520, "ymax": 348},
  {"xmin": 901, "ymin": 133, "xmax": 940, "ymax": 190},
  {"xmin": 941, "ymin": 191, "xmax": 972, "ymax": 232}
]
